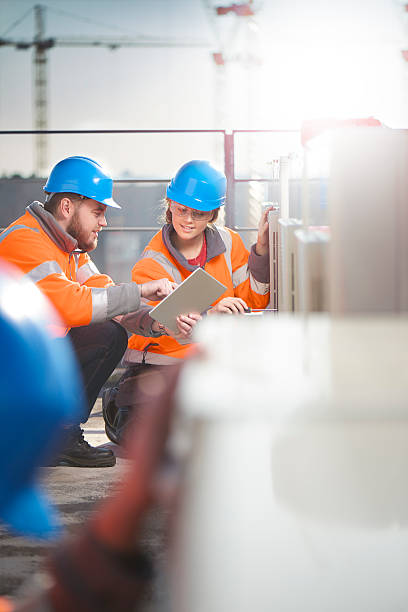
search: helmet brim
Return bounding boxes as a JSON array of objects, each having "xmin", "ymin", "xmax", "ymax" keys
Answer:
[
  {"xmin": 166, "ymin": 184, "xmax": 225, "ymax": 211},
  {"xmin": 100, "ymin": 197, "xmax": 121, "ymax": 209}
]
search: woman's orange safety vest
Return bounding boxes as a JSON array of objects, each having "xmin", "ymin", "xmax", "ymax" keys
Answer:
[{"xmin": 124, "ymin": 223, "xmax": 270, "ymax": 365}]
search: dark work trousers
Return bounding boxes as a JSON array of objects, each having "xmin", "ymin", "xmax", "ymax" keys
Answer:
[{"xmin": 67, "ymin": 320, "xmax": 129, "ymax": 422}]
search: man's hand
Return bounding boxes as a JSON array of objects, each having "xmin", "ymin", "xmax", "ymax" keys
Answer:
[
  {"xmin": 255, "ymin": 205, "xmax": 274, "ymax": 256},
  {"xmin": 208, "ymin": 296, "xmax": 248, "ymax": 314},
  {"xmin": 140, "ymin": 278, "xmax": 177, "ymax": 301}
]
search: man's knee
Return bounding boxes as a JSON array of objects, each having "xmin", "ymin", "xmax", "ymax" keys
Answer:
[
  {"xmin": 103, "ymin": 320, "xmax": 129, "ymax": 359},
  {"xmin": 68, "ymin": 320, "xmax": 128, "ymax": 362}
]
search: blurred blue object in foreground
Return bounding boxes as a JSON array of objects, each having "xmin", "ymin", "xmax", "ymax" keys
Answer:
[{"xmin": 0, "ymin": 259, "xmax": 83, "ymax": 539}]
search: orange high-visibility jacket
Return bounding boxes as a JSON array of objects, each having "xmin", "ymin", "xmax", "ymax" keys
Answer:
[
  {"xmin": 124, "ymin": 223, "xmax": 270, "ymax": 365},
  {"xmin": 0, "ymin": 202, "xmax": 148, "ymax": 336}
]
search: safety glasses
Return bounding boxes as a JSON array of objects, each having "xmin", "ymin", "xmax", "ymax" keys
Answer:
[{"xmin": 170, "ymin": 203, "xmax": 212, "ymax": 221}]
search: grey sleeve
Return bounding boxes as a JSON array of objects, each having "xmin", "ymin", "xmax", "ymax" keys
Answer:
[
  {"xmin": 119, "ymin": 304, "xmax": 164, "ymax": 337},
  {"xmin": 105, "ymin": 282, "xmax": 141, "ymax": 319},
  {"xmin": 248, "ymin": 244, "xmax": 270, "ymax": 283}
]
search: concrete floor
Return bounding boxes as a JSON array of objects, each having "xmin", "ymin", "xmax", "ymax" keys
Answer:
[{"xmin": 0, "ymin": 399, "xmax": 167, "ymax": 608}]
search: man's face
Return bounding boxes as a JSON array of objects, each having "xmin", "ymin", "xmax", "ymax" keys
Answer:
[{"xmin": 67, "ymin": 199, "xmax": 107, "ymax": 252}]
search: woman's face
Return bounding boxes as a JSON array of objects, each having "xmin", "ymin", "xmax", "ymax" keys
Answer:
[{"xmin": 170, "ymin": 203, "xmax": 212, "ymax": 241}]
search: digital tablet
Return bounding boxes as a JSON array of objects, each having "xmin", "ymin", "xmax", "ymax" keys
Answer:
[{"xmin": 149, "ymin": 267, "xmax": 226, "ymax": 333}]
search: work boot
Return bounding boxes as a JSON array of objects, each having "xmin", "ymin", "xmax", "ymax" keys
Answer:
[{"xmin": 50, "ymin": 427, "xmax": 116, "ymax": 468}]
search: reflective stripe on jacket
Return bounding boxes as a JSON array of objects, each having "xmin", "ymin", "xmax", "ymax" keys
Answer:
[
  {"xmin": 0, "ymin": 202, "xmax": 142, "ymax": 336},
  {"xmin": 124, "ymin": 223, "xmax": 270, "ymax": 365}
]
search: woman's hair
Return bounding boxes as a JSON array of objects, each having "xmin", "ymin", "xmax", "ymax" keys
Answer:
[{"xmin": 160, "ymin": 197, "xmax": 219, "ymax": 226}]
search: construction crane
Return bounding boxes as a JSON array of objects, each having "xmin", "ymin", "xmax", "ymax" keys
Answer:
[
  {"xmin": 202, "ymin": 1, "xmax": 264, "ymax": 229},
  {"xmin": 201, "ymin": 1, "xmax": 260, "ymax": 128},
  {"xmin": 0, "ymin": 4, "xmax": 211, "ymax": 176}
]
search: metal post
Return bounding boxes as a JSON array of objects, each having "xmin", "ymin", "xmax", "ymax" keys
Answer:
[
  {"xmin": 224, "ymin": 131, "xmax": 235, "ymax": 228},
  {"xmin": 268, "ymin": 207, "xmax": 280, "ymax": 311},
  {"xmin": 279, "ymin": 155, "xmax": 290, "ymax": 219}
]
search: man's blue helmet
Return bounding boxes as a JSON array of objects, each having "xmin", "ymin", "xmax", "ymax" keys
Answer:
[
  {"xmin": 43, "ymin": 156, "xmax": 121, "ymax": 209},
  {"xmin": 166, "ymin": 160, "xmax": 226, "ymax": 211},
  {"xmin": 0, "ymin": 260, "xmax": 83, "ymax": 539}
]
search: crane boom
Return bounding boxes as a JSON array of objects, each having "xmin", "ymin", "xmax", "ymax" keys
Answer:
[{"xmin": 1, "ymin": 4, "xmax": 212, "ymax": 176}]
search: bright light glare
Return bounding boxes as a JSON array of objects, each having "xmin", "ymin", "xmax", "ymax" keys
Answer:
[
  {"xmin": 255, "ymin": 41, "xmax": 406, "ymax": 128},
  {"xmin": 0, "ymin": 278, "xmax": 54, "ymax": 325}
]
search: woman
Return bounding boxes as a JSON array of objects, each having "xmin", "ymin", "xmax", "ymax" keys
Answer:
[{"xmin": 103, "ymin": 159, "xmax": 271, "ymax": 444}]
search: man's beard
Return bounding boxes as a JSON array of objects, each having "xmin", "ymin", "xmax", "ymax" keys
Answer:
[{"xmin": 66, "ymin": 210, "xmax": 97, "ymax": 252}]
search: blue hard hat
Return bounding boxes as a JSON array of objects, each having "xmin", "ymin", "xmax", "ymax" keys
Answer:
[
  {"xmin": 0, "ymin": 260, "xmax": 83, "ymax": 539},
  {"xmin": 43, "ymin": 156, "xmax": 121, "ymax": 209},
  {"xmin": 166, "ymin": 160, "xmax": 226, "ymax": 211}
]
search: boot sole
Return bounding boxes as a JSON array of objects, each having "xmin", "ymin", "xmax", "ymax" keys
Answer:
[{"xmin": 49, "ymin": 455, "xmax": 116, "ymax": 468}]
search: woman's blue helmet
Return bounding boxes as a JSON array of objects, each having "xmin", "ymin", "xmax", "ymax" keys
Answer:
[
  {"xmin": 43, "ymin": 156, "xmax": 121, "ymax": 209},
  {"xmin": 0, "ymin": 260, "xmax": 83, "ymax": 539},
  {"xmin": 166, "ymin": 160, "xmax": 226, "ymax": 211}
]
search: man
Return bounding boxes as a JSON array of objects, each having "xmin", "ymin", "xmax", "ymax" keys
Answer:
[{"xmin": 0, "ymin": 155, "xmax": 177, "ymax": 468}]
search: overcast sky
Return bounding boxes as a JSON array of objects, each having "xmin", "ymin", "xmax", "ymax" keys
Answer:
[{"xmin": 1, "ymin": 0, "xmax": 407, "ymax": 177}]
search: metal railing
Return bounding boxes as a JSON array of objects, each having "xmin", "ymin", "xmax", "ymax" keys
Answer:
[{"xmin": 0, "ymin": 128, "xmax": 300, "ymax": 232}]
